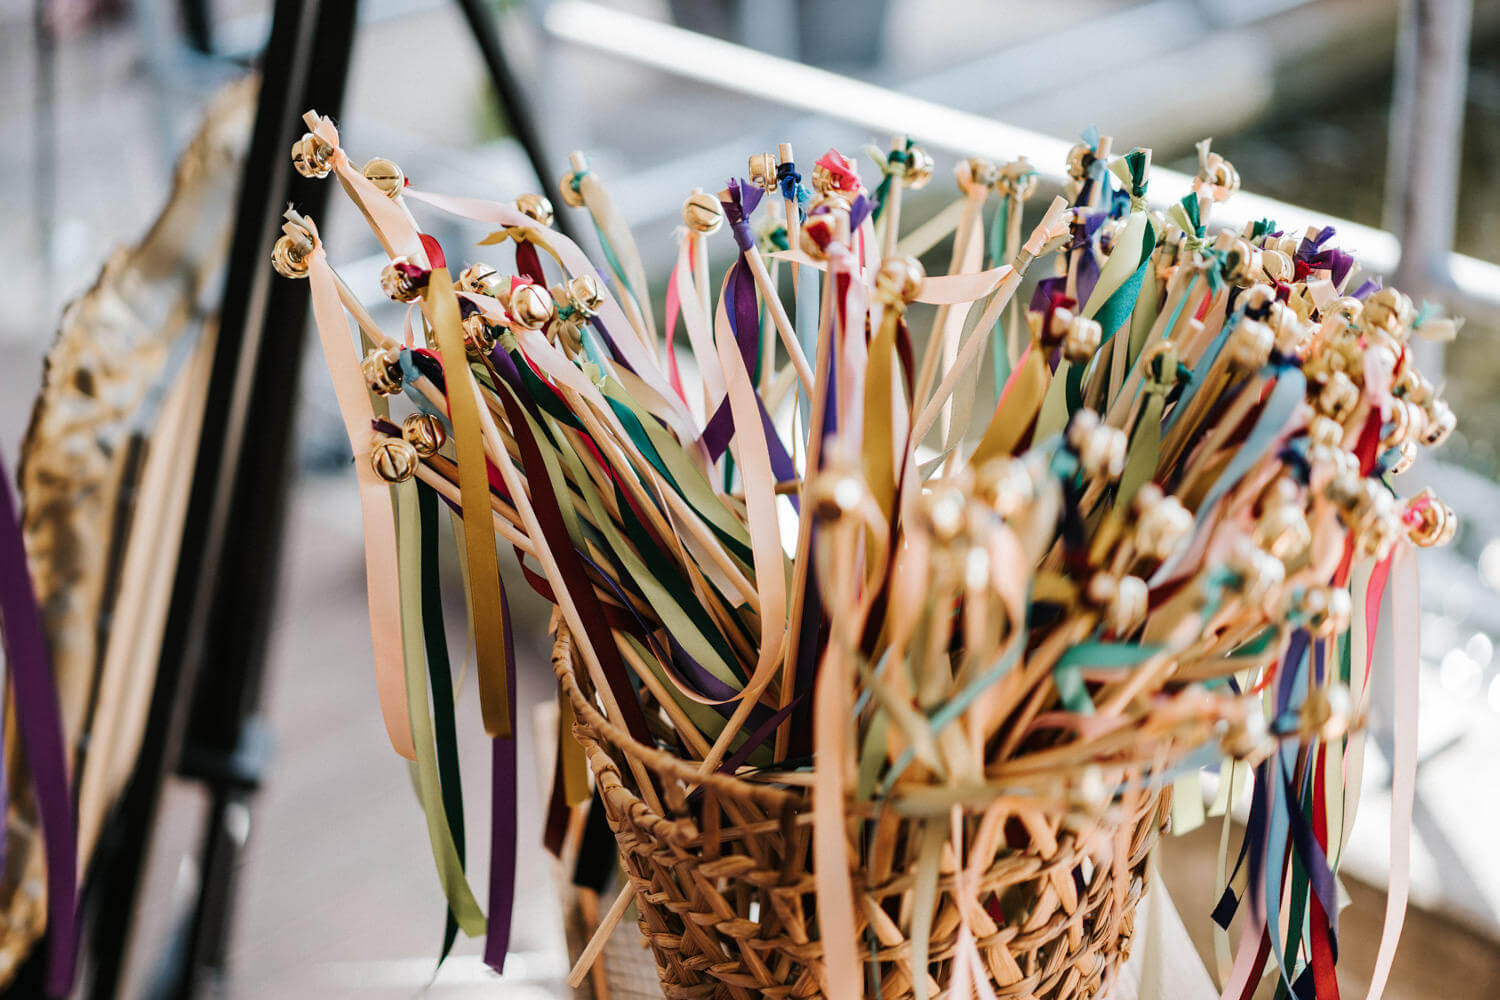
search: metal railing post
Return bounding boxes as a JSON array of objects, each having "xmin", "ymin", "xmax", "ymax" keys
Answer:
[{"xmin": 1386, "ymin": 0, "xmax": 1473, "ymax": 377}]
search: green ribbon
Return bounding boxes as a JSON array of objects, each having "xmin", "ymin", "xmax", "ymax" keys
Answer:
[
  {"xmin": 396, "ymin": 479, "xmax": 486, "ymax": 938},
  {"xmin": 1052, "ymin": 640, "xmax": 1165, "ymax": 715}
]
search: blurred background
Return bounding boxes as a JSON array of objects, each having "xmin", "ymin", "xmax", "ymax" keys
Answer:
[{"xmin": 4, "ymin": 0, "xmax": 1500, "ymax": 997}]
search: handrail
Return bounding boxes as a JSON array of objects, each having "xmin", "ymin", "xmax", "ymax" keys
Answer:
[{"xmin": 544, "ymin": 0, "xmax": 1499, "ymax": 323}]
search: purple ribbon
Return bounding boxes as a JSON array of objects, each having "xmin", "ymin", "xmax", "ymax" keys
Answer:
[
  {"xmin": 0, "ymin": 448, "xmax": 77, "ymax": 996},
  {"xmin": 694, "ymin": 214, "xmax": 800, "ymax": 508},
  {"xmin": 483, "ymin": 574, "xmax": 518, "ymax": 973},
  {"xmin": 1296, "ymin": 225, "xmax": 1355, "ymax": 289}
]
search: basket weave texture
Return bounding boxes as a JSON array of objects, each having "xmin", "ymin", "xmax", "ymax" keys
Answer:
[{"xmin": 555, "ymin": 630, "xmax": 1170, "ymax": 1000}]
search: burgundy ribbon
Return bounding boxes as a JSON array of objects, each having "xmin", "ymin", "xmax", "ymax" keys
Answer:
[{"xmin": 0, "ymin": 448, "xmax": 77, "ymax": 996}]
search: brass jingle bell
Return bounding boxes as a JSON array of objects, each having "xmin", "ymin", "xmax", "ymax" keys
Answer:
[
  {"xmin": 462, "ymin": 309, "xmax": 497, "ymax": 356},
  {"xmin": 514, "ymin": 192, "xmax": 555, "ymax": 227},
  {"xmin": 964, "ymin": 157, "xmax": 1000, "ymax": 189},
  {"xmin": 1089, "ymin": 573, "xmax": 1147, "ymax": 635},
  {"xmin": 995, "ymin": 158, "xmax": 1037, "ymax": 199},
  {"xmin": 809, "ymin": 472, "xmax": 868, "ymax": 523},
  {"xmin": 1255, "ymin": 499, "xmax": 1312, "ymax": 564},
  {"xmin": 1316, "ymin": 370, "xmax": 1360, "ymax": 425},
  {"xmin": 1260, "ymin": 248, "xmax": 1294, "ymax": 284},
  {"xmin": 1226, "ymin": 318, "xmax": 1275, "ymax": 371},
  {"xmin": 361, "ymin": 348, "xmax": 403, "ymax": 396},
  {"xmin": 875, "ymin": 256, "xmax": 925, "ymax": 305},
  {"xmin": 1299, "ymin": 585, "xmax": 1352, "ymax": 638},
  {"xmin": 402, "ymin": 413, "xmax": 447, "ymax": 457},
  {"xmin": 800, "ymin": 204, "xmax": 849, "ymax": 261},
  {"xmin": 1422, "ymin": 397, "xmax": 1456, "ymax": 447},
  {"xmin": 1299, "ymin": 683, "xmax": 1354, "ymax": 742},
  {"xmin": 1065, "ymin": 142, "xmax": 1095, "ymax": 181},
  {"xmin": 1227, "ymin": 536, "xmax": 1286, "ymax": 608},
  {"xmin": 271, "ymin": 233, "xmax": 312, "ymax": 279},
  {"xmin": 811, "ymin": 151, "xmax": 858, "ymax": 196},
  {"xmin": 974, "ymin": 457, "xmax": 1034, "ymax": 519},
  {"xmin": 371, "ymin": 435, "xmax": 420, "ymax": 484},
  {"xmin": 458, "ymin": 262, "xmax": 503, "ymax": 298},
  {"xmin": 380, "ymin": 256, "xmax": 428, "ymax": 303},
  {"xmin": 1220, "ymin": 704, "xmax": 1272, "ymax": 763},
  {"xmin": 918, "ymin": 484, "xmax": 968, "ymax": 543},
  {"xmin": 747, "ymin": 152, "xmax": 779, "ymax": 193},
  {"xmin": 558, "ymin": 170, "xmax": 587, "ymax": 208},
  {"xmin": 1133, "ymin": 488, "xmax": 1193, "ymax": 562},
  {"xmin": 1406, "ymin": 489, "xmax": 1457, "ymax": 547},
  {"xmin": 682, "ymin": 191, "xmax": 724, "ymax": 235},
  {"xmin": 567, "ymin": 273, "xmax": 606, "ymax": 316},
  {"xmin": 1223, "ymin": 238, "xmax": 1262, "ymax": 288},
  {"xmin": 1068, "ymin": 412, "xmax": 1126, "ymax": 482},
  {"xmin": 508, "ymin": 282, "xmax": 556, "ymax": 331},
  {"xmin": 902, "ymin": 145, "xmax": 934, "ymax": 189},
  {"xmin": 1363, "ymin": 287, "xmax": 1414, "ymax": 333},
  {"xmin": 362, "ymin": 157, "xmax": 405, "ymax": 198},
  {"xmin": 291, "ymin": 132, "xmax": 334, "ymax": 179},
  {"xmin": 1062, "ymin": 315, "xmax": 1103, "ymax": 364},
  {"xmin": 1389, "ymin": 439, "xmax": 1419, "ymax": 476}
]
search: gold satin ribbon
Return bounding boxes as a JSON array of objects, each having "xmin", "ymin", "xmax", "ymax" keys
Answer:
[
  {"xmin": 427, "ymin": 268, "xmax": 512, "ymax": 740},
  {"xmin": 305, "ymin": 231, "xmax": 415, "ymax": 761}
]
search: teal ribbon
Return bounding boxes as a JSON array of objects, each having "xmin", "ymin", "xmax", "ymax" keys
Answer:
[{"xmin": 1052, "ymin": 640, "xmax": 1165, "ymax": 715}]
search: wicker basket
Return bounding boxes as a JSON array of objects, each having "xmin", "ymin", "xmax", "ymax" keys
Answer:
[{"xmin": 554, "ymin": 629, "xmax": 1171, "ymax": 1000}]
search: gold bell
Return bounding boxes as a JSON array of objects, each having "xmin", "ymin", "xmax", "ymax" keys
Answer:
[
  {"xmin": 1363, "ymin": 287, "xmax": 1414, "ymax": 332},
  {"xmin": 458, "ymin": 262, "xmax": 503, "ymax": 298},
  {"xmin": 558, "ymin": 169, "xmax": 587, "ymax": 208},
  {"xmin": 1062, "ymin": 315, "xmax": 1103, "ymax": 364},
  {"xmin": 1254, "ymin": 486, "xmax": 1311, "ymax": 563},
  {"xmin": 1220, "ymin": 704, "xmax": 1272, "ymax": 763},
  {"xmin": 1227, "ymin": 537, "xmax": 1286, "ymax": 608},
  {"xmin": 1316, "ymin": 371, "xmax": 1361, "ymax": 424},
  {"xmin": 514, "ymin": 192, "xmax": 555, "ymax": 227},
  {"xmin": 1088, "ymin": 573, "xmax": 1148, "ymax": 635},
  {"xmin": 402, "ymin": 413, "xmax": 447, "ymax": 457},
  {"xmin": 1406, "ymin": 489, "xmax": 1457, "ymax": 547},
  {"xmin": 462, "ymin": 309, "xmax": 497, "ymax": 356},
  {"xmin": 380, "ymin": 257, "xmax": 428, "ymax": 302},
  {"xmin": 1299, "ymin": 683, "xmax": 1354, "ymax": 742},
  {"xmin": 1390, "ymin": 440, "xmax": 1419, "ymax": 475},
  {"xmin": 1064, "ymin": 142, "xmax": 1094, "ymax": 181},
  {"xmin": 371, "ymin": 435, "xmax": 420, "ymax": 483},
  {"xmin": 809, "ymin": 472, "xmax": 868, "ymax": 523},
  {"xmin": 902, "ymin": 145, "xmax": 934, "ymax": 189},
  {"xmin": 1422, "ymin": 397, "xmax": 1455, "ymax": 447},
  {"xmin": 271, "ymin": 232, "xmax": 312, "ymax": 279},
  {"xmin": 975, "ymin": 457, "xmax": 1034, "ymax": 519},
  {"xmin": 682, "ymin": 191, "xmax": 724, "ymax": 235},
  {"xmin": 291, "ymin": 131, "xmax": 335, "ymax": 179},
  {"xmin": 509, "ymin": 283, "xmax": 556, "ymax": 331},
  {"xmin": 1298, "ymin": 585, "xmax": 1351, "ymax": 638},
  {"xmin": 1226, "ymin": 318, "xmax": 1275, "ymax": 371},
  {"xmin": 965, "ymin": 157, "xmax": 1000, "ymax": 189},
  {"xmin": 800, "ymin": 202, "xmax": 849, "ymax": 260},
  {"xmin": 995, "ymin": 158, "xmax": 1037, "ymax": 199},
  {"xmin": 1223, "ymin": 238, "xmax": 1262, "ymax": 288},
  {"xmin": 361, "ymin": 348, "xmax": 403, "ymax": 396},
  {"xmin": 362, "ymin": 157, "xmax": 404, "ymax": 198},
  {"xmin": 810, "ymin": 151, "xmax": 858, "ymax": 196},
  {"xmin": 1067, "ymin": 411, "xmax": 1126, "ymax": 481},
  {"xmin": 567, "ymin": 273, "xmax": 606, "ymax": 316},
  {"xmin": 918, "ymin": 485, "xmax": 968, "ymax": 543},
  {"xmin": 875, "ymin": 256, "xmax": 925, "ymax": 305},
  {"xmin": 1133, "ymin": 487, "xmax": 1193, "ymax": 561},
  {"xmin": 747, "ymin": 152, "xmax": 779, "ymax": 193}
]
